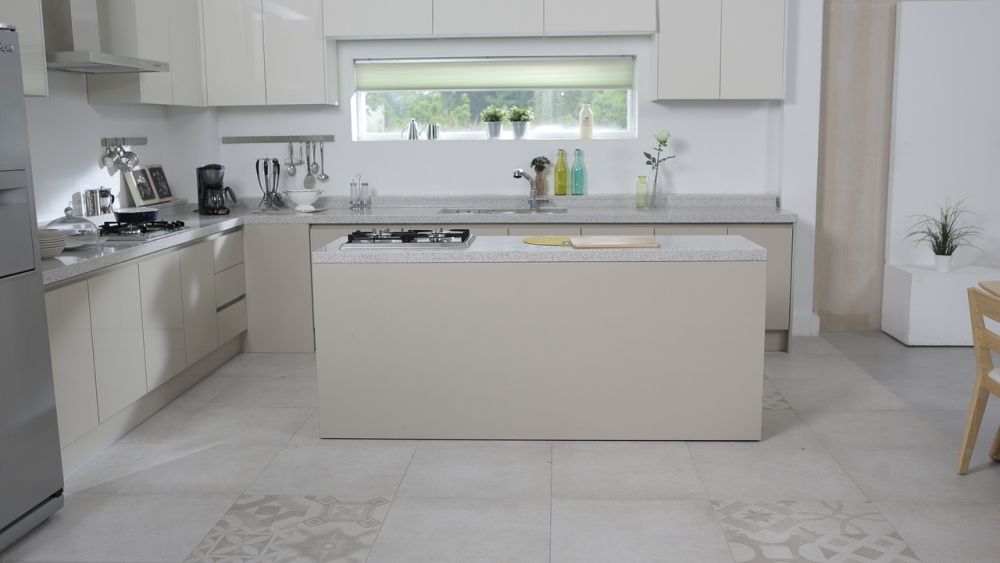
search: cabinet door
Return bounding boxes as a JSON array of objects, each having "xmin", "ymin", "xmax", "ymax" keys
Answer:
[
  {"xmin": 508, "ymin": 225, "xmax": 582, "ymax": 236},
  {"xmin": 89, "ymin": 265, "xmax": 147, "ymax": 422},
  {"xmin": 245, "ymin": 224, "xmax": 314, "ymax": 352},
  {"xmin": 2, "ymin": 0, "xmax": 48, "ymax": 96},
  {"xmin": 323, "ymin": 0, "xmax": 432, "ymax": 37},
  {"xmin": 138, "ymin": 251, "xmax": 187, "ymax": 391},
  {"xmin": 45, "ymin": 281, "xmax": 98, "ymax": 447},
  {"xmin": 720, "ymin": 0, "xmax": 785, "ymax": 99},
  {"xmin": 213, "ymin": 230, "xmax": 245, "ymax": 272},
  {"xmin": 544, "ymin": 0, "xmax": 657, "ymax": 35},
  {"xmin": 433, "ymin": 0, "xmax": 542, "ymax": 36},
  {"xmin": 657, "ymin": 0, "xmax": 721, "ymax": 100},
  {"xmin": 180, "ymin": 240, "xmax": 219, "ymax": 364},
  {"xmin": 89, "ymin": 0, "xmax": 173, "ymax": 105},
  {"xmin": 264, "ymin": 0, "xmax": 326, "ymax": 105},
  {"xmin": 727, "ymin": 225, "xmax": 791, "ymax": 330},
  {"xmin": 581, "ymin": 225, "xmax": 655, "ymax": 236},
  {"xmin": 170, "ymin": 0, "xmax": 208, "ymax": 106},
  {"xmin": 203, "ymin": 0, "xmax": 266, "ymax": 105}
]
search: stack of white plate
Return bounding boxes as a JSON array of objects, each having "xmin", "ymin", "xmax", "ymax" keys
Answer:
[{"xmin": 38, "ymin": 229, "xmax": 66, "ymax": 259}]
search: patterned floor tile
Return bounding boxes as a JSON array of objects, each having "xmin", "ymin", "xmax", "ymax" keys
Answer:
[
  {"xmin": 186, "ymin": 493, "xmax": 390, "ymax": 563},
  {"xmin": 713, "ymin": 500, "xmax": 921, "ymax": 563},
  {"xmin": 763, "ymin": 379, "xmax": 792, "ymax": 410}
]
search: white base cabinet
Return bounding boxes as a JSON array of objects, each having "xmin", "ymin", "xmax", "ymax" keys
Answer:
[
  {"xmin": 45, "ymin": 280, "xmax": 98, "ymax": 447},
  {"xmin": 180, "ymin": 240, "xmax": 220, "ymax": 364},
  {"xmin": 138, "ymin": 251, "xmax": 187, "ymax": 391}
]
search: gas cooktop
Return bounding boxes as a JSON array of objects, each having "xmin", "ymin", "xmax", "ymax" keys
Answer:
[
  {"xmin": 99, "ymin": 221, "xmax": 189, "ymax": 242},
  {"xmin": 341, "ymin": 228, "xmax": 475, "ymax": 249}
]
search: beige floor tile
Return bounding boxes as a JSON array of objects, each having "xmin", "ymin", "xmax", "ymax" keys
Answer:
[
  {"xmin": 396, "ymin": 444, "xmax": 551, "ymax": 500},
  {"xmin": 551, "ymin": 499, "xmax": 732, "ymax": 563},
  {"xmin": 552, "ymin": 442, "xmax": 706, "ymax": 500},
  {"xmin": 367, "ymin": 498, "xmax": 549, "ymax": 563},
  {"xmin": 208, "ymin": 375, "xmax": 318, "ymax": 408},
  {"xmin": 798, "ymin": 409, "xmax": 952, "ymax": 450},
  {"xmin": 829, "ymin": 446, "xmax": 1000, "ymax": 502},
  {"xmin": 214, "ymin": 352, "xmax": 317, "ymax": 378},
  {"xmin": 250, "ymin": 443, "xmax": 415, "ymax": 499},
  {"xmin": 2, "ymin": 493, "xmax": 235, "ymax": 563},
  {"xmin": 120, "ymin": 405, "xmax": 314, "ymax": 446},
  {"xmin": 771, "ymin": 373, "xmax": 909, "ymax": 410},
  {"xmin": 289, "ymin": 410, "xmax": 418, "ymax": 448},
  {"xmin": 765, "ymin": 353, "xmax": 871, "ymax": 380},
  {"xmin": 877, "ymin": 501, "xmax": 1000, "ymax": 563},
  {"xmin": 785, "ymin": 335, "xmax": 846, "ymax": 356},
  {"xmin": 67, "ymin": 443, "xmax": 280, "ymax": 495},
  {"xmin": 170, "ymin": 373, "xmax": 237, "ymax": 408}
]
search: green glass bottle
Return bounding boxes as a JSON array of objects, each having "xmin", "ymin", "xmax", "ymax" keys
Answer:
[
  {"xmin": 571, "ymin": 148, "xmax": 586, "ymax": 196},
  {"xmin": 554, "ymin": 149, "xmax": 568, "ymax": 196}
]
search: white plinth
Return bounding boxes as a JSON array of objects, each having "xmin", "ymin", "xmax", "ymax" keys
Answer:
[{"xmin": 881, "ymin": 263, "xmax": 1000, "ymax": 346}]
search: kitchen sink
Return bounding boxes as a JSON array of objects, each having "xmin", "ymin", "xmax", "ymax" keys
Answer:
[{"xmin": 439, "ymin": 207, "xmax": 569, "ymax": 215}]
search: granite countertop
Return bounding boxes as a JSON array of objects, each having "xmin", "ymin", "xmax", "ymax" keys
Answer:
[
  {"xmin": 40, "ymin": 194, "xmax": 792, "ymax": 285},
  {"xmin": 313, "ymin": 235, "xmax": 767, "ymax": 264}
]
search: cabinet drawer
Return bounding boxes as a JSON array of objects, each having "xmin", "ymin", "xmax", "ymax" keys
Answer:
[
  {"xmin": 581, "ymin": 225, "xmax": 655, "ymax": 236},
  {"xmin": 213, "ymin": 230, "xmax": 244, "ymax": 273},
  {"xmin": 215, "ymin": 263, "xmax": 246, "ymax": 308},
  {"xmin": 218, "ymin": 298, "xmax": 248, "ymax": 343},
  {"xmin": 508, "ymin": 225, "xmax": 582, "ymax": 236}
]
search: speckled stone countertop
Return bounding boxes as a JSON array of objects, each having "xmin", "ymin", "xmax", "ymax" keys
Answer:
[
  {"xmin": 41, "ymin": 194, "xmax": 789, "ymax": 285},
  {"xmin": 313, "ymin": 235, "xmax": 766, "ymax": 264}
]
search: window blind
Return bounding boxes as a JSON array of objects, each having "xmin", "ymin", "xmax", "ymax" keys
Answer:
[{"xmin": 354, "ymin": 57, "xmax": 635, "ymax": 91}]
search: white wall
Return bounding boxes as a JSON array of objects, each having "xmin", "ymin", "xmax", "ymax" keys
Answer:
[
  {"xmin": 25, "ymin": 72, "xmax": 217, "ymax": 222},
  {"xmin": 886, "ymin": 1, "xmax": 1000, "ymax": 268}
]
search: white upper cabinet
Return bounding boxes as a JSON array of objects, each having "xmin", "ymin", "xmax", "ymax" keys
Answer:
[
  {"xmin": 720, "ymin": 0, "xmax": 785, "ymax": 99},
  {"xmin": 433, "ymin": 0, "xmax": 543, "ymax": 36},
  {"xmin": 169, "ymin": 0, "xmax": 208, "ymax": 106},
  {"xmin": 2, "ymin": 0, "xmax": 49, "ymax": 96},
  {"xmin": 655, "ymin": 0, "xmax": 785, "ymax": 100},
  {"xmin": 323, "ymin": 0, "xmax": 432, "ymax": 38},
  {"xmin": 544, "ymin": 0, "xmax": 657, "ymax": 35},
  {"xmin": 203, "ymin": 0, "xmax": 267, "ymax": 106},
  {"xmin": 657, "ymin": 0, "xmax": 720, "ymax": 100},
  {"xmin": 263, "ymin": 0, "xmax": 327, "ymax": 105}
]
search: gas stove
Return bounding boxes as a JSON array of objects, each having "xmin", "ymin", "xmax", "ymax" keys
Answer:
[
  {"xmin": 99, "ymin": 220, "xmax": 189, "ymax": 242},
  {"xmin": 342, "ymin": 228, "xmax": 475, "ymax": 249}
]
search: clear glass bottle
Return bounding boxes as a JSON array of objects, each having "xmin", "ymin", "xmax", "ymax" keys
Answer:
[
  {"xmin": 635, "ymin": 175, "xmax": 650, "ymax": 209},
  {"xmin": 571, "ymin": 149, "xmax": 586, "ymax": 196},
  {"xmin": 579, "ymin": 104, "xmax": 594, "ymax": 140},
  {"xmin": 554, "ymin": 149, "xmax": 568, "ymax": 196}
]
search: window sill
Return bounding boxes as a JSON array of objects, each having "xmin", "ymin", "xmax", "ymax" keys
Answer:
[{"xmin": 355, "ymin": 132, "xmax": 636, "ymax": 142}]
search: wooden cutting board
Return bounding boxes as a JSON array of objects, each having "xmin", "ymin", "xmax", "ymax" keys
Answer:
[
  {"xmin": 523, "ymin": 236, "xmax": 573, "ymax": 246},
  {"xmin": 569, "ymin": 236, "xmax": 661, "ymax": 249}
]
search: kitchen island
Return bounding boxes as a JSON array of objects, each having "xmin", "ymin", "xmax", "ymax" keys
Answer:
[{"xmin": 312, "ymin": 235, "xmax": 766, "ymax": 441}]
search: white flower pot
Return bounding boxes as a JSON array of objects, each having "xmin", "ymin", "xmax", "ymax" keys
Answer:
[
  {"xmin": 934, "ymin": 254, "xmax": 952, "ymax": 273},
  {"xmin": 485, "ymin": 122, "xmax": 503, "ymax": 139},
  {"xmin": 511, "ymin": 121, "xmax": 529, "ymax": 139}
]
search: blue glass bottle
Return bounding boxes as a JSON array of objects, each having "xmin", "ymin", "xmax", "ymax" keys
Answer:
[{"xmin": 571, "ymin": 148, "xmax": 586, "ymax": 196}]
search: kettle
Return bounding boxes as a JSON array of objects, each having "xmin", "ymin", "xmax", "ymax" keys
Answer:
[{"xmin": 401, "ymin": 118, "xmax": 423, "ymax": 141}]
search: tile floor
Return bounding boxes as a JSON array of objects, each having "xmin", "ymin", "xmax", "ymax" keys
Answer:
[{"xmin": 3, "ymin": 333, "xmax": 1000, "ymax": 562}]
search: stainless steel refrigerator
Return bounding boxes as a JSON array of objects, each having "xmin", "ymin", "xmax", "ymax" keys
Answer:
[{"xmin": 0, "ymin": 23, "xmax": 65, "ymax": 552}]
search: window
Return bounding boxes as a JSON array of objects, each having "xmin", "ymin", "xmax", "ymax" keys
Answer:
[{"xmin": 353, "ymin": 57, "xmax": 636, "ymax": 141}]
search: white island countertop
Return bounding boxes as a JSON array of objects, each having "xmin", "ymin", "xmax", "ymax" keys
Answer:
[{"xmin": 313, "ymin": 235, "xmax": 766, "ymax": 264}]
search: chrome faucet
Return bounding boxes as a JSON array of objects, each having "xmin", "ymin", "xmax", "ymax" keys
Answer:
[{"xmin": 514, "ymin": 168, "xmax": 549, "ymax": 211}]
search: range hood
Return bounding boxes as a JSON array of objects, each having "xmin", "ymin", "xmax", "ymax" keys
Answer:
[{"xmin": 42, "ymin": 0, "xmax": 168, "ymax": 74}]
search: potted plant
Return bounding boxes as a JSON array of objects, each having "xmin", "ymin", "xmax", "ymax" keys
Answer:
[
  {"xmin": 531, "ymin": 156, "xmax": 551, "ymax": 196},
  {"xmin": 509, "ymin": 106, "xmax": 534, "ymax": 139},
  {"xmin": 479, "ymin": 105, "xmax": 509, "ymax": 140},
  {"xmin": 907, "ymin": 198, "xmax": 982, "ymax": 272}
]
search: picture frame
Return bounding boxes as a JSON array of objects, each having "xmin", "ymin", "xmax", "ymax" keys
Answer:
[
  {"xmin": 125, "ymin": 167, "xmax": 159, "ymax": 207},
  {"xmin": 145, "ymin": 164, "xmax": 173, "ymax": 203}
]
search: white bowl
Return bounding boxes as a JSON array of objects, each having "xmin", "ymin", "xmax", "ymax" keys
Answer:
[
  {"xmin": 39, "ymin": 240, "xmax": 65, "ymax": 258},
  {"xmin": 284, "ymin": 189, "xmax": 323, "ymax": 212}
]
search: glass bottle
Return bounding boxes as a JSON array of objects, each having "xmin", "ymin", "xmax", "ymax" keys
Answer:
[
  {"xmin": 554, "ymin": 149, "xmax": 568, "ymax": 196},
  {"xmin": 571, "ymin": 149, "xmax": 586, "ymax": 196},
  {"xmin": 636, "ymin": 175, "xmax": 650, "ymax": 209},
  {"xmin": 579, "ymin": 104, "xmax": 594, "ymax": 140}
]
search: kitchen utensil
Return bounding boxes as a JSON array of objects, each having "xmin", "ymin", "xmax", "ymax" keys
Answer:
[
  {"xmin": 569, "ymin": 236, "xmax": 660, "ymax": 249},
  {"xmin": 114, "ymin": 207, "xmax": 159, "ymax": 223},
  {"xmin": 82, "ymin": 188, "xmax": 102, "ymax": 216},
  {"xmin": 303, "ymin": 143, "xmax": 317, "ymax": 189},
  {"xmin": 98, "ymin": 187, "xmax": 115, "ymax": 213},
  {"xmin": 309, "ymin": 142, "xmax": 320, "ymax": 174},
  {"xmin": 522, "ymin": 236, "xmax": 572, "ymax": 247},
  {"xmin": 296, "ymin": 143, "xmax": 305, "ymax": 165},
  {"xmin": 402, "ymin": 118, "xmax": 423, "ymax": 140},
  {"xmin": 284, "ymin": 189, "xmax": 323, "ymax": 212},
  {"xmin": 45, "ymin": 207, "xmax": 101, "ymax": 248},
  {"xmin": 427, "ymin": 123, "xmax": 441, "ymax": 140},
  {"xmin": 196, "ymin": 164, "xmax": 237, "ymax": 215},
  {"xmin": 256, "ymin": 158, "xmax": 267, "ymax": 207},
  {"xmin": 317, "ymin": 142, "xmax": 329, "ymax": 183},
  {"xmin": 284, "ymin": 142, "xmax": 297, "ymax": 176},
  {"xmin": 114, "ymin": 145, "xmax": 138, "ymax": 172}
]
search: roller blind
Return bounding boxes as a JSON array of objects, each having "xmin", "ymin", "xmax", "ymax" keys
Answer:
[{"xmin": 355, "ymin": 57, "xmax": 635, "ymax": 91}]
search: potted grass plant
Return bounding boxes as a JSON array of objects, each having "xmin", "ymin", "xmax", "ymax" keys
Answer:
[
  {"xmin": 509, "ymin": 106, "xmax": 535, "ymax": 139},
  {"xmin": 907, "ymin": 198, "xmax": 982, "ymax": 272},
  {"xmin": 480, "ymin": 105, "xmax": 509, "ymax": 139}
]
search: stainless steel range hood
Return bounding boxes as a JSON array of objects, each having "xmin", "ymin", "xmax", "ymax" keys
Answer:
[{"xmin": 42, "ymin": 0, "xmax": 168, "ymax": 74}]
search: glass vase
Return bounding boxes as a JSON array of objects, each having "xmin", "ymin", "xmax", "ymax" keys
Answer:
[{"xmin": 533, "ymin": 167, "xmax": 548, "ymax": 196}]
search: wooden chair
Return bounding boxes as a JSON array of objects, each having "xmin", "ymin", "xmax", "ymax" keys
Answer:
[{"xmin": 957, "ymin": 285, "xmax": 1000, "ymax": 474}]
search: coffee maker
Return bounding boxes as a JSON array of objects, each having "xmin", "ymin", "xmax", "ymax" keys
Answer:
[{"xmin": 196, "ymin": 164, "xmax": 237, "ymax": 215}]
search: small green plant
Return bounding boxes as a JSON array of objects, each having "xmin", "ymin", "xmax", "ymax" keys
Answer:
[
  {"xmin": 509, "ymin": 106, "xmax": 535, "ymax": 122},
  {"xmin": 479, "ymin": 105, "xmax": 509, "ymax": 123},
  {"xmin": 907, "ymin": 198, "xmax": 982, "ymax": 256},
  {"xmin": 531, "ymin": 156, "xmax": 551, "ymax": 172}
]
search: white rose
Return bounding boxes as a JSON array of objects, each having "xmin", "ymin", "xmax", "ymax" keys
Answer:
[{"xmin": 653, "ymin": 131, "xmax": 671, "ymax": 145}]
